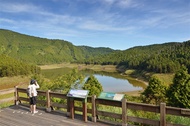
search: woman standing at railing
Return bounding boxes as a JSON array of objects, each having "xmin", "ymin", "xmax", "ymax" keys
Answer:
[{"xmin": 28, "ymin": 79, "xmax": 40, "ymax": 114}]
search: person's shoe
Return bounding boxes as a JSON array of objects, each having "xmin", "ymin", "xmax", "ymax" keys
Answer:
[{"xmin": 33, "ymin": 111, "xmax": 38, "ymax": 114}]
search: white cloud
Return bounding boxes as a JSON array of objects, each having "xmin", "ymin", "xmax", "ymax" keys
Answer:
[
  {"xmin": 102, "ymin": 0, "xmax": 115, "ymax": 5},
  {"xmin": 1, "ymin": 0, "xmax": 189, "ymax": 49},
  {"xmin": 133, "ymin": 4, "xmax": 190, "ymax": 29},
  {"xmin": 0, "ymin": 2, "xmax": 41, "ymax": 13},
  {"xmin": 79, "ymin": 20, "xmax": 135, "ymax": 32},
  {"xmin": 0, "ymin": 18, "xmax": 16, "ymax": 24},
  {"xmin": 117, "ymin": 0, "xmax": 134, "ymax": 8},
  {"xmin": 167, "ymin": 11, "xmax": 190, "ymax": 25},
  {"xmin": 101, "ymin": 0, "xmax": 141, "ymax": 8}
]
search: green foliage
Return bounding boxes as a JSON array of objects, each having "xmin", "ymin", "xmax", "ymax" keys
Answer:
[
  {"xmin": 141, "ymin": 77, "xmax": 167, "ymax": 105},
  {"xmin": 83, "ymin": 75, "xmax": 103, "ymax": 96},
  {"xmin": 93, "ymin": 102, "xmax": 190, "ymax": 125},
  {"xmin": 167, "ymin": 66, "xmax": 190, "ymax": 108},
  {"xmin": 166, "ymin": 115, "xmax": 190, "ymax": 126},
  {"xmin": 1, "ymin": 29, "xmax": 190, "ymax": 74},
  {"xmin": 0, "ymin": 54, "xmax": 40, "ymax": 77},
  {"xmin": 124, "ymin": 95, "xmax": 142, "ymax": 103},
  {"xmin": 90, "ymin": 41, "xmax": 190, "ymax": 74},
  {"xmin": 30, "ymin": 74, "xmax": 52, "ymax": 90},
  {"xmin": 0, "ymin": 29, "xmax": 114, "ymax": 65},
  {"xmin": 50, "ymin": 69, "xmax": 85, "ymax": 94}
]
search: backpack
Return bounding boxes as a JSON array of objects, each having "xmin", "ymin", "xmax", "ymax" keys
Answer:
[
  {"xmin": 26, "ymin": 87, "xmax": 34, "ymax": 97},
  {"xmin": 26, "ymin": 88, "xmax": 30, "ymax": 97}
]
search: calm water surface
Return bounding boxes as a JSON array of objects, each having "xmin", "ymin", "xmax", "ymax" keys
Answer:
[
  {"xmin": 93, "ymin": 74, "xmax": 143, "ymax": 93},
  {"xmin": 42, "ymin": 68, "xmax": 146, "ymax": 93}
]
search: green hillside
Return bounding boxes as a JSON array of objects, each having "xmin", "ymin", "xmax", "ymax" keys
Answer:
[
  {"xmin": 0, "ymin": 29, "xmax": 189, "ymax": 74},
  {"xmin": 0, "ymin": 29, "xmax": 114, "ymax": 65},
  {"xmin": 86, "ymin": 41, "xmax": 190, "ymax": 73}
]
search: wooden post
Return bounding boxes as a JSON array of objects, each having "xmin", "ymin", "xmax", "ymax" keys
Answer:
[
  {"xmin": 92, "ymin": 95, "xmax": 96, "ymax": 122},
  {"xmin": 122, "ymin": 98, "xmax": 127, "ymax": 126},
  {"xmin": 70, "ymin": 98, "xmax": 74, "ymax": 119},
  {"xmin": 160, "ymin": 103, "xmax": 166, "ymax": 126},
  {"xmin": 46, "ymin": 90, "xmax": 51, "ymax": 112},
  {"xmin": 14, "ymin": 86, "xmax": 18, "ymax": 105},
  {"xmin": 83, "ymin": 98, "xmax": 87, "ymax": 122},
  {"xmin": 67, "ymin": 97, "xmax": 70, "ymax": 117}
]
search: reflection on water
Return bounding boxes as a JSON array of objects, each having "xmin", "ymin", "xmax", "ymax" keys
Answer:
[
  {"xmin": 93, "ymin": 74, "xmax": 143, "ymax": 93},
  {"xmin": 41, "ymin": 68, "xmax": 147, "ymax": 93}
]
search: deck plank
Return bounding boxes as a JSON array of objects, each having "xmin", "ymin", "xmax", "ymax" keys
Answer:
[{"xmin": 0, "ymin": 105, "xmax": 117, "ymax": 126}]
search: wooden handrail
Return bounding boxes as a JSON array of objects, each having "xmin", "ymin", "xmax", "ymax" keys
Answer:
[
  {"xmin": 0, "ymin": 87, "xmax": 189, "ymax": 126},
  {"xmin": 0, "ymin": 88, "xmax": 15, "ymax": 104}
]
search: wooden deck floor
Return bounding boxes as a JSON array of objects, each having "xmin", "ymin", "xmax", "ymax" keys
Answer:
[{"xmin": 0, "ymin": 105, "xmax": 118, "ymax": 126}]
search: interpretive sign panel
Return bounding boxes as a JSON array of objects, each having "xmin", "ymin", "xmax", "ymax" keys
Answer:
[
  {"xmin": 98, "ymin": 92, "xmax": 124, "ymax": 101},
  {"xmin": 67, "ymin": 89, "xmax": 89, "ymax": 99}
]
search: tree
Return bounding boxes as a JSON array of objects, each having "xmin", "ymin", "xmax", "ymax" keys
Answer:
[
  {"xmin": 51, "ymin": 69, "xmax": 84, "ymax": 94},
  {"xmin": 0, "ymin": 54, "xmax": 40, "ymax": 77},
  {"xmin": 83, "ymin": 75, "xmax": 103, "ymax": 96},
  {"xmin": 167, "ymin": 66, "xmax": 190, "ymax": 108},
  {"xmin": 141, "ymin": 77, "xmax": 167, "ymax": 105}
]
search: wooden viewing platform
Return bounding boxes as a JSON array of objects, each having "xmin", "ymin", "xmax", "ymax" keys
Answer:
[
  {"xmin": 0, "ymin": 105, "xmax": 113, "ymax": 126},
  {"xmin": 0, "ymin": 87, "xmax": 190, "ymax": 126}
]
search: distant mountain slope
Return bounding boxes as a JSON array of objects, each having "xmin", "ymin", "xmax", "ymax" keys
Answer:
[
  {"xmin": 0, "ymin": 29, "xmax": 114, "ymax": 65},
  {"xmin": 1, "ymin": 29, "xmax": 189, "ymax": 74},
  {"xmin": 88, "ymin": 41, "xmax": 190, "ymax": 73}
]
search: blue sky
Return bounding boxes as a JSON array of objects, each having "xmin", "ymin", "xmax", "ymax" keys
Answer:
[{"xmin": 0, "ymin": 0, "xmax": 190, "ymax": 50}]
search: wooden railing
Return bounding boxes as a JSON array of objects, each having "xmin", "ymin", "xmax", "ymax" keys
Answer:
[
  {"xmin": 1, "ymin": 87, "xmax": 190, "ymax": 126},
  {"xmin": 0, "ymin": 88, "xmax": 15, "ymax": 104}
]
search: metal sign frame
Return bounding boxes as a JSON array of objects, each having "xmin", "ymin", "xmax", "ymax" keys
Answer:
[
  {"xmin": 67, "ymin": 89, "xmax": 89, "ymax": 99},
  {"xmin": 98, "ymin": 92, "xmax": 125, "ymax": 101}
]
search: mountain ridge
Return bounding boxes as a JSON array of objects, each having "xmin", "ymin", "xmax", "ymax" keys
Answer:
[
  {"xmin": 0, "ymin": 29, "xmax": 114, "ymax": 64},
  {"xmin": 1, "ymin": 29, "xmax": 189, "ymax": 74}
]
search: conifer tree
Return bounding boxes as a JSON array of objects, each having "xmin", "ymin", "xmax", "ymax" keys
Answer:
[
  {"xmin": 167, "ymin": 66, "xmax": 190, "ymax": 108},
  {"xmin": 141, "ymin": 77, "xmax": 167, "ymax": 105},
  {"xmin": 83, "ymin": 75, "xmax": 103, "ymax": 96}
]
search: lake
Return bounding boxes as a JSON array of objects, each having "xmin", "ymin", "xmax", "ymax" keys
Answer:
[
  {"xmin": 41, "ymin": 68, "xmax": 147, "ymax": 93},
  {"xmin": 92, "ymin": 74, "xmax": 144, "ymax": 92}
]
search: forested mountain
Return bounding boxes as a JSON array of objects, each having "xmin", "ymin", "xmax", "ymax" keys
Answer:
[
  {"xmin": 0, "ymin": 29, "xmax": 189, "ymax": 74},
  {"xmin": 0, "ymin": 29, "xmax": 114, "ymax": 65},
  {"xmin": 84, "ymin": 41, "xmax": 190, "ymax": 73}
]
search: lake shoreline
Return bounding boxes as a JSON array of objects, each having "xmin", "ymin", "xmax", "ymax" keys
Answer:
[
  {"xmin": 119, "ymin": 90, "xmax": 143, "ymax": 96},
  {"xmin": 39, "ymin": 63, "xmax": 149, "ymax": 85},
  {"xmin": 39, "ymin": 63, "xmax": 148, "ymax": 96}
]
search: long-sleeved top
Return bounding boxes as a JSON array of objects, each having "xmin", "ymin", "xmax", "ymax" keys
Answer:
[{"xmin": 28, "ymin": 83, "xmax": 40, "ymax": 97}]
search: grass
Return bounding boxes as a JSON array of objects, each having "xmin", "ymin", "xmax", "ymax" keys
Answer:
[
  {"xmin": 152, "ymin": 73, "xmax": 174, "ymax": 86},
  {"xmin": 0, "ymin": 64, "xmax": 185, "ymax": 125},
  {"xmin": 0, "ymin": 93, "xmax": 15, "ymax": 109},
  {"xmin": 0, "ymin": 64, "xmax": 175, "ymax": 91},
  {"xmin": 39, "ymin": 63, "xmax": 117, "ymax": 72},
  {"xmin": 124, "ymin": 69, "xmax": 174, "ymax": 86},
  {"xmin": 0, "ymin": 102, "xmax": 13, "ymax": 108},
  {"xmin": 40, "ymin": 63, "xmax": 175, "ymax": 85},
  {"xmin": 1, "ymin": 76, "xmax": 188, "ymax": 126},
  {"xmin": 0, "ymin": 76, "xmax": 29, "ymax": 90},
  {"xmin": 124, "ymin": 69, "xmax": 135, "ymax": 75},
  {"xmin": 0, "ymin": 91, "xmax": 28, "ymax": 108},
  {"xmin": 0, "ymin": 93, "xmax": 14, "ymax": 99},
  {"xmin": 89, "ymin": 104, "xmax": 190, "ymax": 125},
  {"xmin": 40, "ymin": 63, "xmax": 176, "ymax": 97},
  {"xmin": 0, "ymin": 76, "xmax": 29, "ymax": 108}
]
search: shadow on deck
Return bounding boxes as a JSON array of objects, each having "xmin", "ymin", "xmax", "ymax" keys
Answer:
[{"xmin": 0, "ymin": 105, "xmax": 119, "ymax": 126}]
